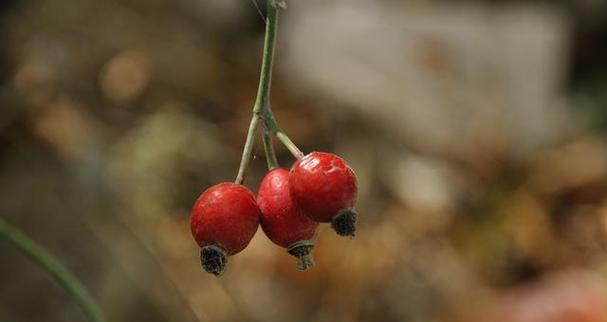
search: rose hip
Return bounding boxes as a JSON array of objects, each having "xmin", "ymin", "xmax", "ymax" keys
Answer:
[
  {"xmin": 190, "ymin": 182, "xmax": 260, "ymax": 276},
  {"xmin": 257, "ymin": 169, "xmax": 318, "ymax": 270},
  {"xmin": 289, "ymin": 152, "xmax": 358, "ymax": 237}
]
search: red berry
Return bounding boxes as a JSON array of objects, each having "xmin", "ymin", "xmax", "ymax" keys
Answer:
[
  {"xmin": 190, "ymin": 182, "xmax": 260, "ymax": 276},
  {"xmin": 289, "ymin": 152, "xmax": 358, "ymax": 237},
  {"xmin": 257, "ymin": 169, "xmax": 319, "ymax": 270}
]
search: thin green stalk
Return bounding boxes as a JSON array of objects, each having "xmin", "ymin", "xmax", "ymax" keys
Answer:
[
  {"xmin": 252, "ymin": 1, "xmax": 279, "ymax": 114},
  {"xmin": 0, "ymin": 217, "xmax": 106, "ymax": 322},
  {"xmin": 262, "ymin": 124, "xmax": 279, "ymax": 170},
  {"xmin": 257, "ymin": 1, "xmax": 303, "ymax": 160},
  {"xmin": 235, "ymin": 0, "xmax": 301, "ymax": 182},
  {"xmin": 235, "ymin": 114, "xmax": 260, "ymax": 184},
  {"xmin": 261, "ymin": 108, "xmax": 304, "ymax": 159},
  {"xmin": 275, "ymin": 130, "xmax": 304, "ymax": 159}
]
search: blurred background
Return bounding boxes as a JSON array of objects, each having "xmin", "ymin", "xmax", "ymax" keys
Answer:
[{"xmin": 1, "ymin": 0, "xmax": 607, "ymax": 321}]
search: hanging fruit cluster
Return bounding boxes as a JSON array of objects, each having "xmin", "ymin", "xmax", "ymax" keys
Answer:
[{"xmin": 189, "ymin": 0, "xmax": 359, "ymax": 276}]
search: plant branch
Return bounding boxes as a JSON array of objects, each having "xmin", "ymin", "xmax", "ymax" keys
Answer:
[
  {"xmin": 252, "ymin": 1, "xmax": 279, "ymax": 114},
  {"xmin": 235, "ymin": 0, "xmax": 304, "ymax": 182},
  {"xmin": 261, "ymin": 109, "xmax": 304, "ymax": 159},
  {"xmin": 276, "ymin": 130, "xmax": 304, "ymax": 159},
  {"xmin": 235, "ymin": 114, "xmax": 260, "ymax": 184},
  {"xmin": 262, "ymin": 123, "xmax": 279, "ymax": 170},
  {"xmin": 255, "ymin": 1, "xmax": 280, "ymax": 170},
  {"xmin": 0, "ymin": 217, "xmax": 106, "ymax": 322},
  {"xmin": 236, "ymin": 0, "xmax": 301, "ymax": 182}
]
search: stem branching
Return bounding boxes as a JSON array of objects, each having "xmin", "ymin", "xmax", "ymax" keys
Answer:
[{"xmin": 235, "ymin": 0, "xmax": 302, "ymax": 183}]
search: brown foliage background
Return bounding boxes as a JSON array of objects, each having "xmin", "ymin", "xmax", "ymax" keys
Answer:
[{"xmin": 1, "ymin": 1, "xmax": 607, "ymax": 322}]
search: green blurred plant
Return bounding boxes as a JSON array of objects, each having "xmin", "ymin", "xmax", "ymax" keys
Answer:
[{"xmin": 0, "ymin": 217, "xmax": 106, "ymax": 322}]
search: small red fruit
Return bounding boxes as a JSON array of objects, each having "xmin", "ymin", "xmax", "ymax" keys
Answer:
[
  {"xmin": 190, "ymin": 182, "xmax": 260, "ymax": 276},
  {"xmin": 257, "ymin": 169, "xmax": 319, "ymax": 270},
  {"xmin": 289, "ymin": 152, "xmax": 358, "ymax": 237}
]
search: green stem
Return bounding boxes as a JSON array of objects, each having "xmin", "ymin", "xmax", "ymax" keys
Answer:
[
  {"xmin": 0, "ymin": 217, "xmax": 106, "ymax": 322},
  {"xmin": 252, "ymin": 2, "xmax": 279, "ymax": 114},
  {"xmin": 262, "ymin": 109, "xmax": 304, "ymax": 159},
  {"xmin": 262, "ymin": 124, "xmax": 279, "ymax": 170},
  {"xmin": 235, "ymin": 0, "xmax": 302, "ymax": 182},
  {"xmin": 235, "ymin": 114, "xmax": 259, "ymax": 184},
  {"xmin": 256, "ymin": 2, "xmax": 303, "ymax": 160},
  {"xmin": 276, "ymin": 130, "xmax": 304, "ymax": 159}
]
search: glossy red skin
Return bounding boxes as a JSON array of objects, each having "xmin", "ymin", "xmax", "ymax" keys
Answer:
[
  {"xmin": 289, "ymin": 152, "xmax": 357, "ymax": 222},
  {"xmin": 257, "ymin": 169, "xmax": 318, "ymax": 247},
  {"xmin": 190, "ymin": 182, "xmax": 260, "ymax": 255}
]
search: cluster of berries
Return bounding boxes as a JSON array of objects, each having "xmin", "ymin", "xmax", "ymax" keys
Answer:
[{"xmin": 190, "ymin": 152, "xmax": 358, "ymax": 276}]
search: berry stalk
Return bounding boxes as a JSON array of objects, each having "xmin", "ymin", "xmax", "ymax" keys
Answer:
[
  {"xmin": 235, "ymin": 115, "xmax": 259, "ymax": 184},
  {"xmin": 0, "ymin": 217, "xmax": 106, "ymax": 322},
  {"xmin": 262, "ymin": 108, "xmax": 304, "ymax": 159},
  {"xmin": 262, "ymin": 125, "xmax": 279, "ymax": 170},
  {"xmin": 235, "ymin": 0, "xmax": 301, "ymax": 183}
]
